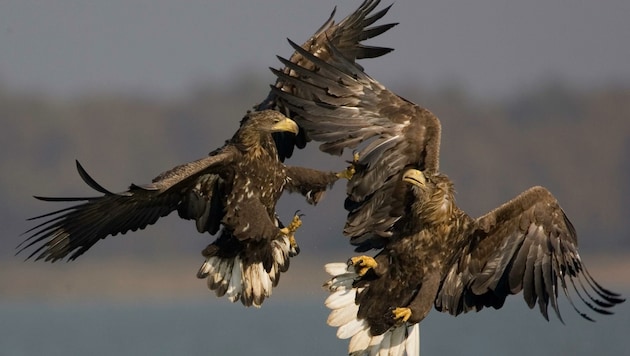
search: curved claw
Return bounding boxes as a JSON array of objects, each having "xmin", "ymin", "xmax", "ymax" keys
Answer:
[
  {"xmin": 279, "ymin": 213, "xmax": 303, "ymax": 236},
  {"xmin": 347, "ymin": 255, "xmax": 378, "ymax": 276},
  {"xmin": 392, "ymin": 307, "xmax": 412, "ymax": 323}
]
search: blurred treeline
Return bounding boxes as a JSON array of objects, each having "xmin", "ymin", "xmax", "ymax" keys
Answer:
[{"xmin": 2, "ymin": 76, "xmax": 629, "ymax": 262}]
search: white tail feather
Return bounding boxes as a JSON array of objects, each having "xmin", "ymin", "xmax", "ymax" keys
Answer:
[
  {"xmin": 197, "ymin": 256, "xmax": 213, "ymax": 277},
  {"xmin": 338, "ymin": 318, "xmax": 369, "ymax": 339},
  {"xmin": 197, "ymin": 233, "xmax": 296, "ymax": 307},
  {"xmin": 368, "ymin": 333, "xmax": 385, "ymax": 355},
  {"xmin": 376, "ymin": 333, "xmax": 391, "ymax": 356},
  {"xmin": 325, "ymin": 261, "xmax": 420, "ymax": 356},
  {"xmin": 349, "ymin": 326, "xmax": 372, "ymax": 352},
  {"xmin": 326, "ymin": 273, "xmax": 358, "ymax": 292},
  {"xmin": 238, "ymin": 262, "xmax": 273, "ymax": 307},
  {"xmin": 325, "ymin": 262, "xmax": 351, "ymax": 276},
  {"xmin": 326, "ymin": 289, "xmax": 357, "ymax": 309},
  {"xmin": 387, "ymin": 326, "xmax": 406, "ymax": 356},
  {"xmin": 404, "ymin": 324, "xmax": 420, "ymax": 356},
  {"xmin": 328, "ymin": 302, "xmax": 360, "ymax": 327},
  {"xmin": 226, "ymin": 256, "xmax": 243, "ymax": 302}
]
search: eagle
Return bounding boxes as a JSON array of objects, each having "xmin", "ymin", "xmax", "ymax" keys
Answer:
[
  {"xmin": 18, "ymin": 111, "xmax": 345, "ymax": 306},
  {"xmin": 17, "ymin": 0, "xmax": 396, "ymax": 308},
  {"xmin": 268, "ymin": 11, "xmax": 625, "ymax": 356}
]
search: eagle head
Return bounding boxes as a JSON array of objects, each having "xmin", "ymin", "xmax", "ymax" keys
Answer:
[
  {"xmin": 402, "ymin": 169, "xmax": 455, "ymax": 224},
  {"xmin": 243, "ymin": 110, "xmax": 298, "ymax": 135},
  {"xmin": 235, "ymin": 110, "xmax": 299, "ymax": 154}
]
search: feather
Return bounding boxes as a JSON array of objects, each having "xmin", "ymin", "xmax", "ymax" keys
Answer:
[
  {"xmin": 349, "ymin": 326, "xmax": 372, "ymax": 353},
  {"xmin": 226, "ymin": 256, "xmax": 243, "ymax": 303},
  {"xmin": 386, "ymin": 326, "xmax": 406, "ymax": 356},
  {"xmin": 325, "ymin": 262, "xmax": 351, "ymax": 276},
  {"xmin": 337, "ymin": 318, "xmax": 368, "ymax": 339},
  {"xmin": 328, "ymin": 301, "xmax": 360, "ymax": 327},
  {"xmin": 404, "ymin": 324, "xmax": 420, "ymax": 356},
  {"xmin": 326, "ymin": 289, "xmax": 357, "ymax": 309}
]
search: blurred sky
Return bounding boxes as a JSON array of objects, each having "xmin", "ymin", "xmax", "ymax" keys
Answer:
[{"xmin": 1, "ymin": 0, "xmax": 629, "ymax": 99}]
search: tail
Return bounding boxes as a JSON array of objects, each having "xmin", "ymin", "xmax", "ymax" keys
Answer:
[
  {"xmin": 197, "ymin": 232, "xmax": 298, "ymax": 308},
  {"xmin": 324, "ymin": 262, "xmax": 420, "ymax": 356}
]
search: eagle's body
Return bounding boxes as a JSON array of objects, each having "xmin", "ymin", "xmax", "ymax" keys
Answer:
[
  {"xmin": 267, "ymin": 3, "xmax": 624, "ymax": 353},
  {"xmin": 325, "ymin": 170, "xmax": 625, "ymax": 355},
  {"xmin": 350, "ymin": 172, "xmax": 596, "ymax": 336},
  {"xmin": 19, "ymin": 111, "xmax": 341, "ymax": 307},
  {"xmin": 356, "ymin": 181, "xmax": 468, "ymax": 334}
]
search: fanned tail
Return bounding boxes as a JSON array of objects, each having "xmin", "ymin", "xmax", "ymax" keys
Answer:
[
  {"xmin": 197, "ymin": 232, "xmax": 298, "ymax": 308},
  {"xmin": 323, "ymin": 262, "xmax": 420, "ymax": 356}
]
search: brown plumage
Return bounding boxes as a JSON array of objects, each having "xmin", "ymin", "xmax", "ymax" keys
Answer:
[
  {"xmin": 18, "ymin": 111, "xmax": 340, "ymax": 307},
  {"xmin": 17, "ymin": 0, "xmax": 398, "ymax": 308},
  {"xmin": 344, "ymin": 170, "xmax": 623, "ymax": 331},
  {"xmin": 268, "ymin": 6, "xmax": 624, "ymax": 354},
  {"xmin": 258, "ymin": 0, "xmax": 397, "ymax": 160}
]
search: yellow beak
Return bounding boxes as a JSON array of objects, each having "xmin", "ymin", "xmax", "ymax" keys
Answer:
[
  {"xmin": 402, "ymin": 169, "xmax": 426, "ymax": 187},
  {"xmin": 271, "ymin": 117, "xmax": 299, "ymax": 135}
]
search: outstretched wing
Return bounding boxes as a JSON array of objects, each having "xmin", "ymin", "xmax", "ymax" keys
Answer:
[
  {"xmin": 436, "ymin": 186, "xmax": 625, "ymax": 321},
  {"xmin": 257, "ymin": 0, "xmax": 398, "ymax": 161},
  {"xmin": 18, "ymin": 147, "xmax": 239, "ymax": 262},
  {"xmin": 270, "ymin": 37, "xmax": 441, "ymax": 249}
]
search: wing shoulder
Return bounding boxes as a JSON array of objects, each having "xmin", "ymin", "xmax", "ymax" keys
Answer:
[{"xmin": 149, "ymin": 145, "xmax": 239, "ymax": 191}]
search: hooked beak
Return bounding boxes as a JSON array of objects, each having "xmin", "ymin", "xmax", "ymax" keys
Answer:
[
  {"xmin": 271, "ymin": 117, "xmax": 299, "ymax": 135},
  {"xmin": 402, "ymin": 169, "xmax": 426, "ymax": 187}
]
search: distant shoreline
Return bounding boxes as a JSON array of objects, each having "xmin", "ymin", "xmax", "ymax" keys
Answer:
[{"xmin": 5, "ymin": 252, "xmax": 628, "ymax": 302}]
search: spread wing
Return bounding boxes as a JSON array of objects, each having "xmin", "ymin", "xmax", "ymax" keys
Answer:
[
  {"xmin": 17, "ymin": 147, "xmax": 239, "ymax": 262},
  {"xmin": 256, "ymin": 0, "xmax": 398, "ymax": 161},
  {"xmin": 436, "ymin": 186, "xmax": 625, "ymax": 321},
  {"xmin": 270, "ymin": 37, "xmax": 441, "ymax": 250}
]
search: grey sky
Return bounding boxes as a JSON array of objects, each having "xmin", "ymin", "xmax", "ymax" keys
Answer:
[{"xmin": 1, "ymin": 0, "xmax": 629, "ymax": 99}]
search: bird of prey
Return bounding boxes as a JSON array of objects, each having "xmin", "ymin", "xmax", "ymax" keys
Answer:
[
  {"xmin": 269, "ymin": 12, "xmax": 625, "ymax": 356},
  {"xmin": 17, "ymin": 0, "xmax": 397, "ymax": 308},
  {"xmin": 19, "ymin": 111, "xmax": 344, "ymax": 307}
]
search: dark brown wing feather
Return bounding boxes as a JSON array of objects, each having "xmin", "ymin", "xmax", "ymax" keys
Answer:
[
  {"xmin": 436, "ymin": 186, "xmax": 625, "ymax": 321},
  {"xmin": 258, "ymin": 0, "xmax": 398, "ymax": 161},
  {"xmin": 270, "ymin": 38, "xmax": 441, "ymax": 250},
  {"xmin": 278, "ymin": 0, "xmax": 396, "ymax": 73},
  {"xmin": 18, "ymin": 148, "xmax": 238, "ymax": 262}
]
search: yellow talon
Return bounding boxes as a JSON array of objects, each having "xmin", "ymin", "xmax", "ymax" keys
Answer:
[
  {"xmin": 286, "ymin": 213, "xmax": 302, "ymax": 233},
  {"xmin": 279, "ymin": 213, "xmax": 302, "ymax": 256},
  {"xmin": 392, "ymin": 307, "xmax": 412, "ymax": 323},
  {"xmin": 337, "ymin": 166, "xmax": 355, "ymax": 180},
  {"xmin": 279, "ymin": 213, "xmax": 302, "ymax": 236},
  {"xmin": 348, "ymin": 255, "xmax": 378, "ymax": 276},
  {"xmin": 336, "ymin": 152, "xmax": 360, "ymax": 180}
]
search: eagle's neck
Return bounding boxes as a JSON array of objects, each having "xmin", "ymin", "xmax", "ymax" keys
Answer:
[
  {"xmin": 235, "ymin": 129, "xmax": 277, "ymax": 160},
  {"xmin": 411, "ymin": 184, "xmax": 456, "ymax": 228}
]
